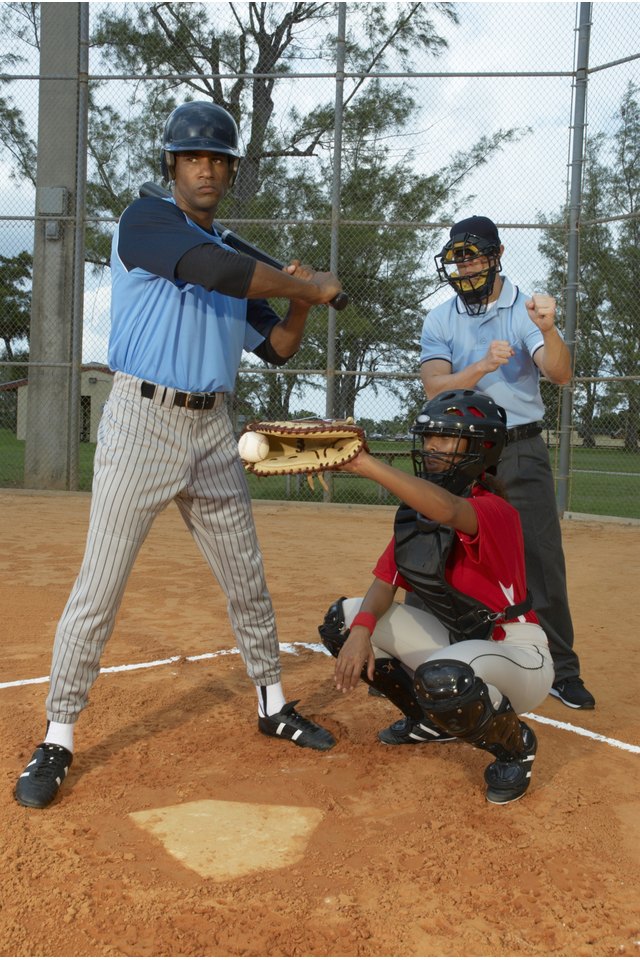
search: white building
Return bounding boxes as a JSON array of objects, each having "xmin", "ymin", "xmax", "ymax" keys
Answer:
[{"xmin": 2, "ymin": 364, "xmax": 114, "ymax": 443}]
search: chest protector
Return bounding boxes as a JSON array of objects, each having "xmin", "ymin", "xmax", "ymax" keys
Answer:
[{"xmin": 393, "ymin": 503, "xmax": 530, "ymax": 644}]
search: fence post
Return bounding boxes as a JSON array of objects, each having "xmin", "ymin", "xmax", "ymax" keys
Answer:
[
  {"xmin": 24, "ymin": 2, "xmax": 85, "ymax": 490},
  {"xmin": 68, "ymin": 4, "xmax": 89, "ymax": 490},
  {"xmin": 323, "ymin": 2, "xmax": 347, "ymax": 503},
  {"xmin": 557, "ymin": 1, "xmax": 592, "ymax": 515}
]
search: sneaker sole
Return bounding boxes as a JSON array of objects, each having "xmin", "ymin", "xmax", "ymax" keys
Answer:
[
  {"xmin": 486, "ymin": 786, "xmax": 530, "ymax": 805},
  {"xmin": 485, "ymin": 766, "xmax": 534, "ymax": 804},
  {"xmin": 549, "ymin": 688, "xmax": 595, "ymax": 709},
  {"xmin": 14, "ymin": 787, "xmax": 59, "ymax": 809},
  {"xmin": 378, "ymin": 733, "xmax": 456, "ymax": 745}
]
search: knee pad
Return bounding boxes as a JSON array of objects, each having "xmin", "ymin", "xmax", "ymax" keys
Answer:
[
  {"xmin": 413, "ymin": 659, "xmax": 524, "ymax": 760},
  {"xmin": 317, "ymin": 597, "xmax": 349, "ymax": 658},
  {"xmin": 413, "ymin": 659, "xmax": 487, "ymax": 736}
]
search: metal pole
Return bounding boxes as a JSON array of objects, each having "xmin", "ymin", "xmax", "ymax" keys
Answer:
[
  {"xmin": 325, "ymin": 2, "xmax": 346, "ymax": 421},
  {"xmin": 557, "ymin": 1, "xmax": 592, "ymax": 515},
  {"xmin": 68, "ymin": 2, "xmax": 89, "ymax": 489},
  {"xmin": 323, "ymin": 2, "xmax": 346, "ymax": 503}
]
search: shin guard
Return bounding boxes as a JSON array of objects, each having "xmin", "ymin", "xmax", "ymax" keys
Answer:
[{"xmin": 413, "ymin": 659, "xmax": 525, "ymax": 761}]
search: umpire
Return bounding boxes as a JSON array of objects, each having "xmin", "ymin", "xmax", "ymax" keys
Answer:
[
  {"xmin": 15, "ymin": 101, "xmax": 341, "ymax": 809},
  {"xmin": 419, "ymin": 215, "xmax": 595, "ymax": 711}
]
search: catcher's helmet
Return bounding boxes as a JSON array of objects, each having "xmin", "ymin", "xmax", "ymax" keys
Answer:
[
  {"xmin": 161, "ymin": 101, "xmax": 242, "ymax": 186},
  {"xmin": 411, "ymin": 389, "xmax": 507, "ymax": 495},
  {"xmin": 435, "ymin": 216, "xmax": 502, "ymax": 315}
]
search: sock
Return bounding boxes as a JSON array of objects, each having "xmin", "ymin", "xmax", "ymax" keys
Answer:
[
  {"xmin": 256, "ymin": 682, "xmax": 286, "ymax": 718},
  {"xmin": 44, "ymin": 720, "xmax": 75, "ymax": 753}
]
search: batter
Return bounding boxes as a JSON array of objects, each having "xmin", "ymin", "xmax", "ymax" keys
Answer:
[{"xmin": 16, "ymin": 101, "xmax": 342, "ymax": 809}]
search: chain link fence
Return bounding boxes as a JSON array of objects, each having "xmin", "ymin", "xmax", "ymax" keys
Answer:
[{"xmin": 0, "ymin": 1, "xmax": 638, "ymax": 518}]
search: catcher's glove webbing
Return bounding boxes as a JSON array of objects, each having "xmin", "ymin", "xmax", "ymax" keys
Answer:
[{"xmin": 240, "ymin": 419, "xmax": 368, "ymax": 491}]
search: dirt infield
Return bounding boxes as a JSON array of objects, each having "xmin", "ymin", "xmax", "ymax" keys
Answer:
[{"xmin": 1, "ymin": 490, "xmax": 639, "ymax": 958}]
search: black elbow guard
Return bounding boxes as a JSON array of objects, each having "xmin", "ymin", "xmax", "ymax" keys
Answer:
[{"xmin": 252, "ymin": 337, "xmax": 293, "ymax": 366}]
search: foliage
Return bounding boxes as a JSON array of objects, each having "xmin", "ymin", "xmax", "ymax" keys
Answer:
[
  {"xmin": 538, "ymin": 82, "xmax": 640, "ymax": 451},
  {"xmin": 0, "ymin": 251, "xmax": 32, "ymax": 362},
  {"xmin": 0, "ymin": 1, "xmax": 526, "ymax": 422}
]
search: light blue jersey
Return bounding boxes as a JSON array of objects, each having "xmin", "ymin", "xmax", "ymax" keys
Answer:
[
  {"xmin": 108, "ymin": 198, "xmax": 269, "ymax": 393},
  {"xmin": 420, "ymin": 277, "xmax": 554, "ymax": 426}
]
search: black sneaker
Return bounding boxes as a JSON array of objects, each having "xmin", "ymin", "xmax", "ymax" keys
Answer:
[
  {"xmin": 484, "ymin": 723, "xmax": 537, "ymax": 805},
  {"xmin": 15, "ymin": 743, "xmax": 73, "ymax": 809},
  {"xmin": 550, "ymin": 677, "xmax": 595, "ymax": 709},
  {"xmin": 378, "ymin": 716, "xmax": 456, "ymax": 745},
  {"xmin": 258, "ymin": 700, "xmax": 336, "ymax": 751}
]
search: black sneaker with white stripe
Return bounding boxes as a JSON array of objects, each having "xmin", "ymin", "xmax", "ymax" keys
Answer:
[
  {"xmin": 15, "ymin": 743, "xmax": 73, "ymax": 809},
  {"xmin": 549, "ymin": 676, "xmax": 595, "ymax": 709},
  {"xmin": 258, "ymin": 700, "xmax": 336, "ymax": 751},
  {"xmin": 484, "ymin": 722, "xmax": 537, "ymax": 805},
  {"xmin": 378, "ymin": 715, "xmax": 456, "ymax": 745}
]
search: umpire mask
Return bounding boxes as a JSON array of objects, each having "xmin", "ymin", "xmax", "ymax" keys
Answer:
[{"xmin": 435, "ymin": 216, "xmax": 502, "ymax": 315}]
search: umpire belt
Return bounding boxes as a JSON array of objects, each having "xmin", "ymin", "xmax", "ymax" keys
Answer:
[
  {"xmin": 140, "ymin": 380, "xmax": 225, "ymax": 411},
  {"xmin": 506, "ymin": 421, "xmax": 543, "ymax": 444}
]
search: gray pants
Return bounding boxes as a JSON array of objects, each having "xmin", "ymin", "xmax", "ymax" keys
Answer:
[
  {"xmin": 497, "ymin": 433, "xmax": 580, "ymax": 682},
  {"xmin": 343, "ymin": 597, "xmax": 553, "ymax": 714},
  {"xmin": 46, "ymin": 372, "xmax": 282, "ymax": 723}
]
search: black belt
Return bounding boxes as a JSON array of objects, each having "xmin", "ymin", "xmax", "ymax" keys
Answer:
[
  {"xmin": 140, "ymin": 381, "xmax": 223, "ymax": 411},
  {"xmin": 506, "ymin": 421, "xmax": 543, "ymax": 444}
]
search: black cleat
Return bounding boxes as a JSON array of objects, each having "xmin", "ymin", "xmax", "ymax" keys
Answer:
[
  {"xmin": 378, "ymin": 715, "xmax": 456, "ymax": 745},
  {"xmin": 550, "ymin": 677, "xmax": 595, "ymax": 709},
  {"xmin": 258, "ymin": 700, "xmax": 336, "ymax": 751},
  {"xmin": 15, "ymin": 743, "xmax": 73, "ymax": 809},
  {"xmin": 484, "ymin": 722, "xmax": 537, "ymax": 805}
]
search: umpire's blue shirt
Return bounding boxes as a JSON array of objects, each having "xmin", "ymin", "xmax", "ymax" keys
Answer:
[
  {"xmin": 109, "ymin": 196, "xmax": 279, "ymax": 393},
  {"xmin": 420, "ymin": 277, "xmax": 554, "ymax": 427}
]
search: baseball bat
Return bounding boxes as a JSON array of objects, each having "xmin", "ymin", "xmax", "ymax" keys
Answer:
[{"xmin": 138, "ymin": 181, "xmax": 349, "ymax": 311}]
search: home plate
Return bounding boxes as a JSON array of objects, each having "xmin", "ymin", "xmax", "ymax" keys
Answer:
[{"xmin": 130, "ymin": 799, "xmax": 324, "ymax": 880}]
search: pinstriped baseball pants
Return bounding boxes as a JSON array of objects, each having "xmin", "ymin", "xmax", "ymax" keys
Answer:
[{"xmin": 46, "ymin": 372, "xmax": 282, "ymax": 723}]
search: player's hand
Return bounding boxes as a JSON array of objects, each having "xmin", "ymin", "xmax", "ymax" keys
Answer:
[
  {"xmin": 482, "ymin": 339, "xmax": 514, "ymax": 372},
  {"xmin": 284, "ymin": 260, "xmax": 342, "ymax": 305},
  {"xmin": 526, "ymin": 293, "xmax": 557, "ymax": 332},
  {"xmin": 338, "ymin": 449, "xmax": 371, "ymax": 476},
  {"xmin": 335, "ymin": 629, "xmax": 375, "ymax": 692},
  {"xmin": 283, "ymin": 259, "xmax": 314, "ymax": 282}
]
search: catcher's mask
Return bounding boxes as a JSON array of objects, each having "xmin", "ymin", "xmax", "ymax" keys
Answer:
[
  {"xmin": 411, "ymin": 389, "xmax": 507, "ymax": 495},
  {"xmin": 161, "ymin": 101, "xmax": 242, "ymax": 187},
  {"xmin": 435, "ymin": 218, "xmax": 502, "ymax": 315}
]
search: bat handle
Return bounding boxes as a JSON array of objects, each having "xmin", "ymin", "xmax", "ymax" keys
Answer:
[{"xmin": 330, "ymin": 291, "xmax": 349, "ymax": 311}]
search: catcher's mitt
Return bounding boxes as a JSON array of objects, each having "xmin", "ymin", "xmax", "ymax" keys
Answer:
[{"xmin": 239, "ymin": 418, "xmax": 368, "ymax": 491}]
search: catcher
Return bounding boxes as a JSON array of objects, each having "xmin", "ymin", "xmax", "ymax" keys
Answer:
[{"xmin": 317, "ymin": 389, "xmax": 554, "ymax": 804}]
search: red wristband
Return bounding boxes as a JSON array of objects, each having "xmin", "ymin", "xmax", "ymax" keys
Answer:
[{"xmin": 351, "ymin": 611, "xmax": 377, "ymax": 635}]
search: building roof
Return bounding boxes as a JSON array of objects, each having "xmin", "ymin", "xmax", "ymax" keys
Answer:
[{"xmin": 0, "ymin": 364, "xmax": 113, "ymax": 392}]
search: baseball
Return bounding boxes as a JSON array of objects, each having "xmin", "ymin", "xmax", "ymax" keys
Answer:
[{"xmin": 238, "ymin": 430, "xmax": 269, "ymax": 462}]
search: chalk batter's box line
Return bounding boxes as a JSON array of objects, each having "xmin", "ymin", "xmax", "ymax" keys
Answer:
[{"xmin": 2, "ymin": 642, "xmax": 638, "ymax": 756}]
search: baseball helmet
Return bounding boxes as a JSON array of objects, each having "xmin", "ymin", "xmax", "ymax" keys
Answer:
[
  {"xmin": 161, "ymin": 101, "xmax": 242, "ymax": 186},
  {"xmin": 435, "ymin": 216, "xmax": 502, "ymax": 315},
  {"xmin": 411, "ymin": 389, "xmax": 507, "ymax": 494}
]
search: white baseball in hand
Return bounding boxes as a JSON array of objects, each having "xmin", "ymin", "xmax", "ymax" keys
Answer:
[{"xmin": 238, "ymin": 431, "xmax": 269, "ymax": 462}]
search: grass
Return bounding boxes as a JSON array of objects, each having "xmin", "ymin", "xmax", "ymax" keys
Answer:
[
  {"xmin": 0, "ymin": 430, "xmax": 97, "ymax": 491},
  {"xmin": 1, "ymin": 430, "xmax": 638, "ymax": 519}
]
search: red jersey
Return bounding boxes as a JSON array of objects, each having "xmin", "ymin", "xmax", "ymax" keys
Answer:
[{"xmin": 373, "ymin": 485, "xmax": 538, "ymax": 639}]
